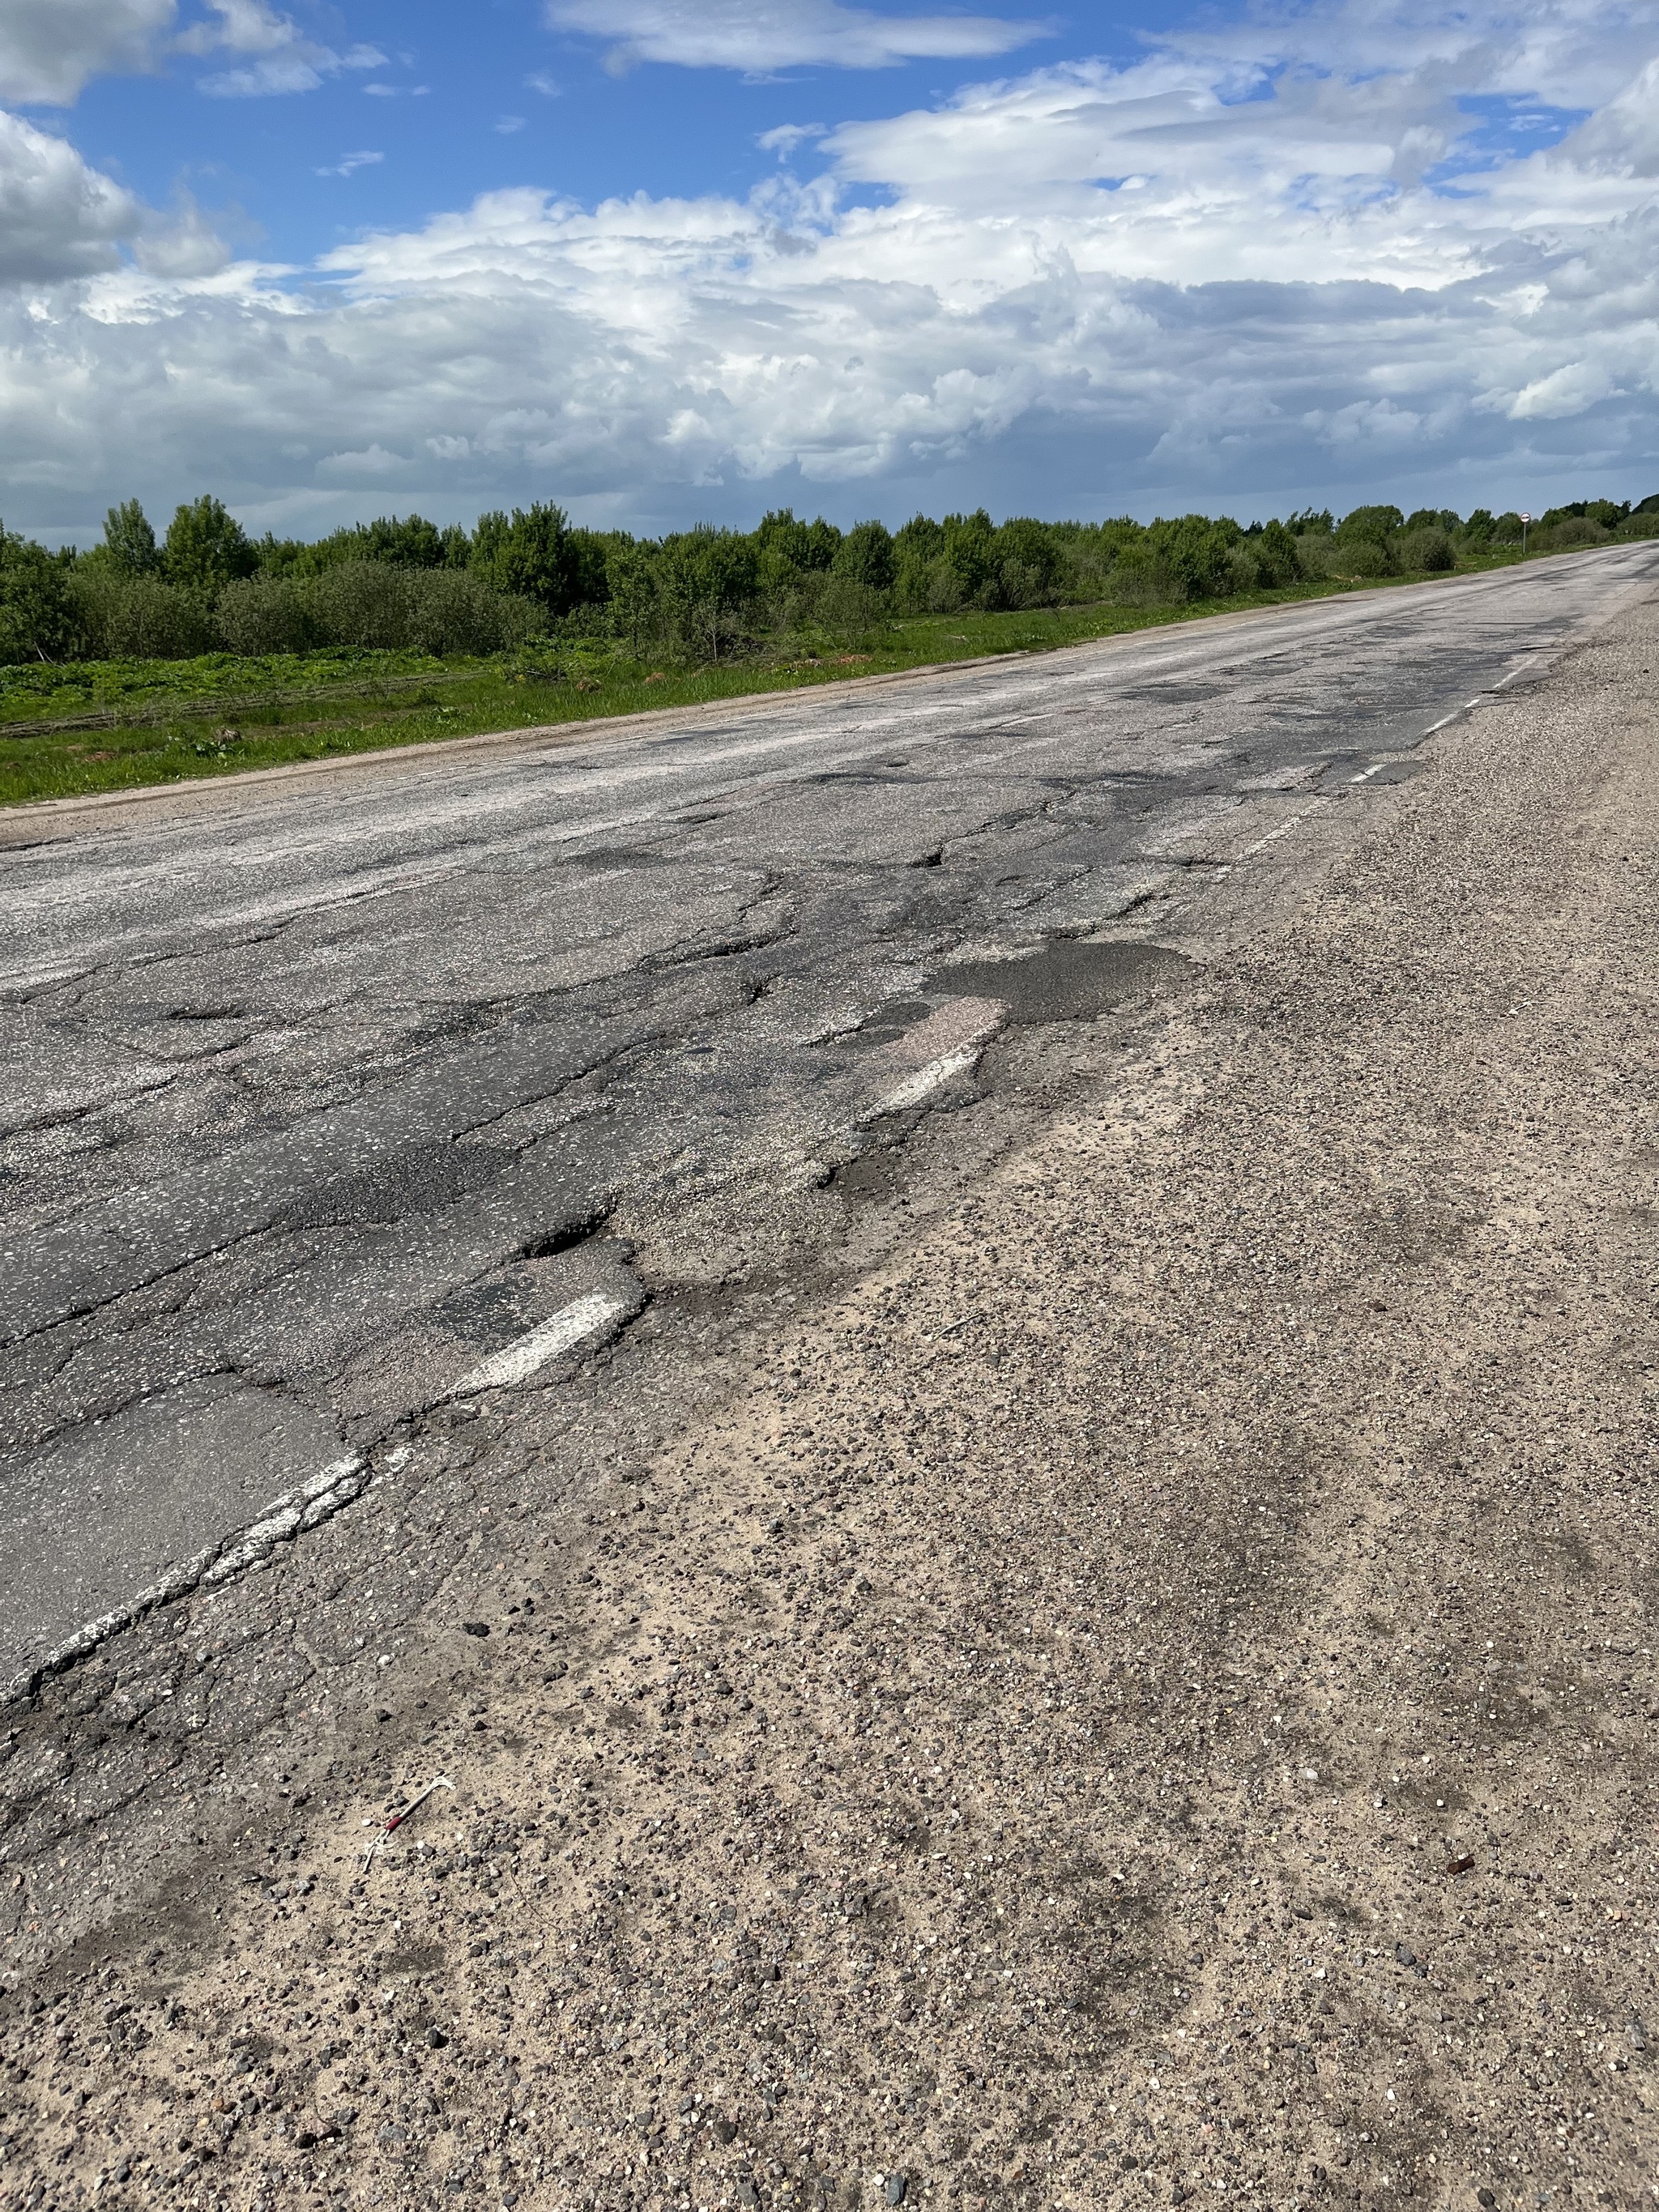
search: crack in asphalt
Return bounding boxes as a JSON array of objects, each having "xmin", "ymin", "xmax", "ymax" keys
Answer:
[{"xmin": 2, "ymin": 548, "xmax": 1656, "ymax": 1740}]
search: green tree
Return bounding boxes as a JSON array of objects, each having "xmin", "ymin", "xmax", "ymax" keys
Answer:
[
  {"xmin": 101, "ymin": 499, "xmax": 159, "ymax": 576},
  {"xmin": 605, "ymin": 539, "xmax": 659, "ymax": 654},
  {"xmin": 470, "ymin": 503, "xmax": 595, "ymax": 616},
  {"xmin": 162, "ymin": 495, "xmax": 257, "ymax": 597},
  {"xmin": 658, "ymin": 527, "xmax": 757, "ymax": 662},
  {"xmin": 1337, "ymin": 504, "xmax": 1404, "ymax": 548},
  {"xmin": 0, "ymin": 528, "xmax": 78, "ymax": 663},
  {"xmin": 831, "ymin": 520, "xmax": 896, "ymax": 595},
  {"xmin": 1251, "ymin": 518, "xmax": 1301, "ymax": 585}
]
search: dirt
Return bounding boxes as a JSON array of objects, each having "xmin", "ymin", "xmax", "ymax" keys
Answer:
[{"xmin": 3, "ymin": 600, "xmax": 1659, "ymax": 2211}]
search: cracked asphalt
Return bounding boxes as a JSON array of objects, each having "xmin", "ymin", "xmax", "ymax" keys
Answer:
[{"xmin": 2, "ymin": 547, "xmax": 1658, "ymax": 2212}]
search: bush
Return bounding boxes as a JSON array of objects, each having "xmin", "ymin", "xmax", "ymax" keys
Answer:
[
  {"xmin": 404, "ymin": 570, "xmax": 545, "ymax": 656},
  {"xmin": 1337, "ymin": 504, "xmax": 1404, "ymax": 552},
  {"xmin": 1399, "ymin": 526, "xmax": 1456, "ymax": 573},
  {"xmin": 919, "ymin": 557, "xmax": 965, "ymax": 612},
  {"xmin": 1536, "ymin": 515, "xmax": 1608, "ymax": 550},
  {"xmin": 816, "ymin": 573, "xmax": 884, "ymax": 642},
  {"xmin": 1252, "ymin": 518, "xmax": 1303, "ymax": 586},
  {"xmin": 0, "ymin": 534, "xmax": 79, "ymax": 663},
  {"xmin": 216, "ymin": 576, "xmax": 317, "ymax": 655},
  {"xmin": 1329, "ymin": 537, "xmax": 1390, "ymax": 578},
  {"xmin": 76, "ymin": 574, "xmax": 216, "ymax": 659},
  {"xmin": 305, "ymin": 560, "xmax": 414, "ymax": 650}
]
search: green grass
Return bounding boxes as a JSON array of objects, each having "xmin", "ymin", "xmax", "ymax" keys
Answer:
[{"xmin": 0, "ymin": 546, "xmax": 1584, "ymax": 808}]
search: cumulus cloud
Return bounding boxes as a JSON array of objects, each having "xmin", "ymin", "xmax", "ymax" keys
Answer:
[
  {"xmin": 0, "ymin": 0, "xmax": 175, "ymax": 105},
  {"xmin": 0, "ymin": 111, "xmax": 139, "ymax": 284},
  {"xmin": 178, "ymin": 0, "xmax": 385, "ymax": 96},
  {"xmin": 2, "ymin": 0, "xmax": 1657, "ymax": 532},
  {"xmin": 545, "ymin": 0, "xmax": 1045, "ymax": 75}
]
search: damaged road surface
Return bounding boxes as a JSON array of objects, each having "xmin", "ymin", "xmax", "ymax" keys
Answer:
[{"xmin": 3, "ymin": 546, "xmax": 1659, "ymax": 2210}]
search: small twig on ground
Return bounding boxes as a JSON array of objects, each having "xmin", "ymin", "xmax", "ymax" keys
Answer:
[{"xmin": 360, "ymin": 1775, "xmax": 455, "ymax": 1873}]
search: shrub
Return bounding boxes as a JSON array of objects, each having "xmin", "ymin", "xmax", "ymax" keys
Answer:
[
  {"xmin": 1252, "ymin": 518, "xmax": 1303, "ymax": 586},
  {"xmin": 816, "ymin": 573, "xmax": 884, "ymax": 642},
  {"xmin": 1399, "ymin": 526, "xmax": 1456, "ymax": 573},
  {"xmin": 0, "ymin": 533, "xmax": 79, "ymax": 663},
  {"xmin": 80, "ymin": 575, "xmax": 216, "ymax": 658},
  {"xmin": 1337, "ymin": 504, "xmax": 1404, "ymax": 551},
  {"xmin": 1536, "ymin": 515, "xmax": 1608, "ymax": 549},
  {"xmin": 216, "ymin": 576, "xmax": 317, "ymax": 655},
  {"xmin": 1334, "ymin": 538, "xmax": 1390, "ymax": 578},
  {"xmin": 404, "ymin": 570, "xmax": 545, "ymax": 655},
  {"xmin": 993, "ymin": 518, "xmax": 1061, "ymax": 603},
  {"xmin": 919, "ymin": 556, "xmax": 965, "ymax": 612},
  {"xmin": 305, "ymin": 560, "xmax": 415, "ymax": 649}
]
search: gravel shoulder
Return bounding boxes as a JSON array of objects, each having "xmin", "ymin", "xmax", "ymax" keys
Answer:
[{"xmin": 3, "ymin": 596, "xmax": 1658, "ymax": 2210}]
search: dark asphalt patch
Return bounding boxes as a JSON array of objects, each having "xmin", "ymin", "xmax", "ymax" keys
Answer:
[{"xmin": 926, "ymin": 939, "xmax": 1195, "ymax": 1024}]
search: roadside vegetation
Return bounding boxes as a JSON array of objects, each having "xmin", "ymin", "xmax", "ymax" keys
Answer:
[{"xmin": 2, "ymin": 490, "xmax": 1653, "ymax": 807}]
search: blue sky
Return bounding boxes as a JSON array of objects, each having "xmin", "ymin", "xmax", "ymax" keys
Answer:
[{"xmin": 2, "ymin": 0, "xmax": 1657, "ymax": 542}]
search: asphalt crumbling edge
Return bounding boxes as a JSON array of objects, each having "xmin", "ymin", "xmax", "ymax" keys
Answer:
[{"xmin": 0, "ymin": 1449, "xmax": 374, "ymax": 1709}]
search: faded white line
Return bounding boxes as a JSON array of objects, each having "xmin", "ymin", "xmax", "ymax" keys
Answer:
[
  {"xmin": 3, "ymin": 1450, "xmax": 372, "ymax": 1707},
  {"xmin": 451, "ymin": 1291, "xmax": 629, "ymax": 1396},
  {"xmin": 864, "ymin": 1045, "xmax": 983, "ymax": 1120}
]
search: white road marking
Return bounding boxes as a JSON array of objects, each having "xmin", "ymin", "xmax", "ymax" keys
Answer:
[
  {"xmin": 1350, "ymin": 762, "xmax": 1388, "ymax": 785},
  {"xmin": 451, "ymin": 1290, "xmax": 629, "ymax": 1396},
  {"xmin": 864, "ymin": 1045, "xmax": 983, "ymax": 1119},
  {"xmin": 2, "ymin": 1450, "xmax": 371, "ymax": 1703}
]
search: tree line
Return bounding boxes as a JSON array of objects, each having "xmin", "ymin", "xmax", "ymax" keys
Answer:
[{"xmin": 0, "ymin": 490, "xmax": 1653, "ymax": 669}]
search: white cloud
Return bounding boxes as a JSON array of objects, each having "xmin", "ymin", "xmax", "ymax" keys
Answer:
[
  {"xmin": 179, "ymin": 0, "xmax": 385, "ymax": 96},
  {"xmin": 2, "ymin": 0, "xmax": 1657, "ymax": 535},
  {"xmin": 497, "ymin": 115, "xmax": 528, "ymax": 134},
  {"xmin": 759, "ymin": 121, "xmax": 826, "ymax": 154},
  {"xmin": 0, "ymin": 0, "xmax": 175, "ymax": 105},
  {"xmin": 0, "ymin": 111, "xmax": 139, "ymax": 283},
  {"xmin": 314, "ymin": 149, "xmax": 384, "ymax": 177},
  {"xmin": 545, "ymin": 0, "xmax": 1045, "ymax": 74},
  {"xmin": 1508, "ymin": 359, "xmax": 1618, "ymax": 416}
]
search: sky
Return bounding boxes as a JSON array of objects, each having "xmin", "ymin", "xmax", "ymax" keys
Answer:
[{"xmin": 1, "ymin": 0, "xmax": 1657, "ymax": 543}]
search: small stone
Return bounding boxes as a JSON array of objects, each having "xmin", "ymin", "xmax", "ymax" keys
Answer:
[
  {"xmin": 462, "ymin": 1622, "xmax": 491, "ymax": 1639},
  {"xmin": 1394, "ymin": 1942, "xmax": 1417, "ymax": 1967},
  {"xmin": 427, "ymin": 2027, "xmax": 450, "ymax": 2049},
  {"xmin": 1477, "ymin": 2192, "xmax": 1497, "ymax": 2207},
  {"xmin": 885, "ymin": 2178, "xmax": 908, "ymax": 2207}
]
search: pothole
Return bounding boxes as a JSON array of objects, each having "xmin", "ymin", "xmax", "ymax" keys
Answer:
[{"xmin": 925, "ymin": 938, "xmax": 1195, "ymax": 1023}]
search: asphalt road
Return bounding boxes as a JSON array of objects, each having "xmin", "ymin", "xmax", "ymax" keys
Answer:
[{"xmin": 2, "ymin": 546, "xmax": 1657, "ymax": 1693}]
